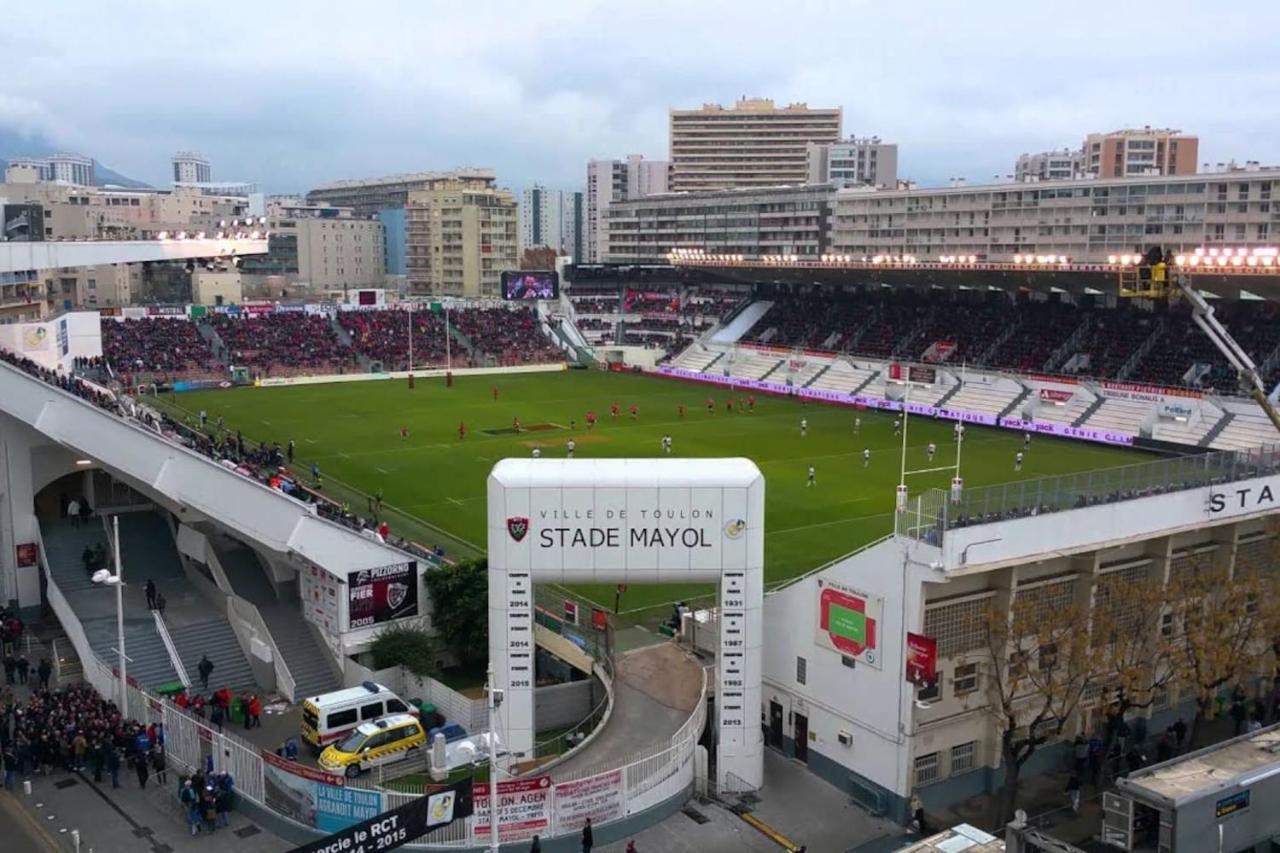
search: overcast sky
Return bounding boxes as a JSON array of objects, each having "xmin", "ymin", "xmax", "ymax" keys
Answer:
[{"xmin": 3, "ymin": 0, "xmax": 1277, "ymax": 194}]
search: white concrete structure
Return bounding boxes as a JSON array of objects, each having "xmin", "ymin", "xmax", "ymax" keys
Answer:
[
  {"xmin": 0, "ymin": 237, "xmax": 269, "ymax": 275},
  {"xmin": 487, "ymin": 458, "xmax": 764, "ymax": 790},
  {"xmin": 49, "ymin": 153, "xmax": 95, "ymax": 186}
]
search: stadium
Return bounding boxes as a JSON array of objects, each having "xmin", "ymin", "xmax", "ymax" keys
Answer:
[{"xmin": 4, "ymin": 237, "xmax": 1280, "ymax": 851}]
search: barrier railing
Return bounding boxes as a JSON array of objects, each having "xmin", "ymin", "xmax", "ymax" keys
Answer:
[{"xmin": 152, "ymin": 610, "xmax": 192, "ymax": 689}]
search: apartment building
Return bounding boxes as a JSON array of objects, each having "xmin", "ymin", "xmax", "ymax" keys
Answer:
[
  {"xmin": 1013, "ymin": 149, "xmax": 1084, "ymax": 182},
  {"xmin": 238, "ymin": 203, "xmax": 385, "ymax": 290},
  {"xmin": 520, "ymin": 185, "xmax": 585, "ymax": 260},
  {"xmin": 1084, "ymin": 128, "xmax": 1198, "ymax": 178},
  {"xmin": 406, "ymin": 178, "xmax": 518, "ymax": 297},
  {"xmin": 49, "ymin": 153, "xmax": 95, "ymax": 187},
  {"xmin": 605, "ymin": 184, "xmax": 832, "ymax": 264},
  {"xmin": 4, "ymin": 158, "xmax": 53, "ymax": 183},
  {"xmin": 307, "ymin": 169, "xmax": 497, "ymax": 217},
  {"xmin": 669, "ymin": 98, "xmax": 841, "ymax": 192},
  {"xmin": 806, "ymin": 137, "xmax": 898, "ymax": 188},
  {"xmin": 585, "ymin": 155, "xmax": 669, "ymax": 262},
  {"xmin": 172, "ymin": 152, "xmax": 211, "ymax": 185},
  {"xmin": 830, "ymin": 168, "xmax": 1280, "ymax": 261}
]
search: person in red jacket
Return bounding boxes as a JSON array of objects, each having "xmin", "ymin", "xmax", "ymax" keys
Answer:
[
  {"xmin": 248, "ymin": 695, "xmax": 263, "ymax": 729},
  {"xmin": 457, "ymin": 421, "xmax": 466, "ymax": 441}
]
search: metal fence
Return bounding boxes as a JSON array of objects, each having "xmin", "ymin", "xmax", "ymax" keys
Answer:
[{"xmin": 899, "ymin": 443, "xmax": 1280, "ymax": 542}]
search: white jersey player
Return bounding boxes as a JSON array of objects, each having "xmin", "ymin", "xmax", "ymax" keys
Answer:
[
  {"xmin": 853, "ymin": 416, "xmax": 861, "ymax": 435},
  {"xmin": 863, "ymin": 448, "xmax": 871, "ymax": 468},
  {"xmin": 927, "ymin": 442, "xmax": 937, "ymax": 461},
  {"xmin": 800, "ymin": 417, "xmax": 808, "ymax": 436},
  {"xmin": 1023, "ymin": 431, "xmax": 1032, "ymax": 450},
  {"xmin": 566, "ymin": 438, "xmax": 576, "ymax": 458},
  {"xmin": 807, "ymin": 465, "xmax": 816, "ymax": 487},
  {"xmin": 954, "ymin": 422, "xmax": 965, "ymax": 441},
  {"xmin": 532, "ymin": 447, "xmax": 542, "ymax": 458},
  {"xmin": 893, "ymin": 417, "xmax": 902, "ymax": 436},
  {"xmin": 1015, "ymin": 451, "xmax": 1024, "ymax": 471},
  {"xmin": 661, "ymin": 434, "xmax": 672, "ymax": 454}
]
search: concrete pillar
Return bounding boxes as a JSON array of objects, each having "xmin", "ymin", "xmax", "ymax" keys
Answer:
[{"xmin": 0, "ymin": 413, "xmax": 40, "ymax": 613}]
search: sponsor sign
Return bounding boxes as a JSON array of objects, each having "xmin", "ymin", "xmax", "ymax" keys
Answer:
[
  {"xmin": 471, "ymin": 776, "xmax": 551, "ymax": 843},
  {"xmin": 1158, "ymin": 401, "xmax": 1196, "ymax": 419},
  {"xmin": 553, "ymin": 769, "xmax": 625, "ymax": 832},
  {"xmin": 1216, "ymin": 789, "xmax": 1250, "ymax": 820},
  {"xmin": 1038, "ymin": 388, "xmax": 1075, "ymax": 404},
  {"xmin": 905, "ymin": 632, "xmax": 938, "ymax": 686},
  {"xmin": 815, "ymin": 578, "xmax": 883, "ymax": 669},
  {"xmin": 15, "ymin": 543, "xmax": 38, "ymax": 568},
  {"xmin": 347, "ymin": 562, "xmax": 419, "ymax": 629},
  {"xmin": 1207, "ymin": 480, "xmax": 1278, "ymax": 516},
  {"xmin": 146, "ymin": 305, "xmax": 186, "ymax": 317},
  {"xmin": 286, "ymin": 779, "xmax": 473, "ymax": 853},
  {"xmin": 263, "ymin": 751, "xmax": 383, "ymax": 834},
  {"xmin": 1102, "ymin": 380, "xmax": 1202, "ymax": 401},
  {"xmin": 243, "ymin": 302, "xmax": 277, "ymax": 315},
  {"xmin": 996, "ymin": 417, "xmax": 1135, "ymax": 447}
]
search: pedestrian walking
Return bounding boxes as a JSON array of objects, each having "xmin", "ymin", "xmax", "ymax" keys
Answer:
[
  {"xmin": 248, "ymin": 694, "xmax": 262, "ymax": 729},
  {"xmin": 210, "ymin": 701, "xmax": 225, "ymax": 732},
  {"xmin": 181, "ymin": 780, "xmax": 200, "ymax": 835},
  {"xmin": 155, "ymin": 592, "xmax": 167, "ymax": 617},
  {"xmin": 529, "ymin": 835, "xmax": 541, "ymax": 852},
  {"xmin": 15, "ymin": 654, "xmax": 28, "ymax": 685},
  {"xmin": 134, "ymin": 751, "xmax": 150, "ymax": 788},
  {"xmin": 2, "ymin": 745, "xmax": 15, "ymax": 791},
  {"xmin": 151, "ymin": 746, "xmax": 167, "ymax": 785},
  {"xmin": 911, "ymin": 794, "xmax": 928, "ymax": 836},
  {"xmin": 1066, "ymin": 774, "xmax": 1081, "ymax": 813},
  {"xmin": 145, "ymin": 579, "xmax": 157, "ymax": 610},
  {"xmin": 68, "ymin": 498, "xmax": 81, "ymax": 527},
  {"xmin": 581, "ymin": 817, "xmax": 593, "ymax": 852},
  {"xmin": 197, "ymin": 654, "xmax": 214, "ymax": 689},
  {"xmin": 37, "ymin": 657, "xmax": 51, "ymax": 689},
  {"xmin": 3, "ymin": 653, "xmax": 14, "ymax": 685},
  {"xmin": 107, "ymin": 746, "xmax": 121, "ymax": 789}
]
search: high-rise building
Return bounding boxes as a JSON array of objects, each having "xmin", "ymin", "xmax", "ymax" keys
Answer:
[
  {"xmin": 668, "ymin": 98, "xmax": 841, "ymax": 192},
  {"xmin": 1014, "ymin": 149, "xmax": 1085, "ymax": 182},
  {"xmin": 172, "ymin": 152, "xmax": 212, "ymax": 185},
  {"xmin": 520, "ymin": 186, "xmax": 585, "ymax": 260},
  {"xmin": 1083, "ymin": 128, "xmax": 1198, "ymax": 178},
  {"xmin": 307, "ymin": 169, "xmax": 496, "ymax": 217},
  {"xmin": 806, "ymin": 137, "xmax": 898, "ymax": 188},
  {"xmin": 4, "ymin": 158, "xmax": 53, "ymax": 183},
  {"xmin": 48, "ymin": 153, "xmax": 95, "ymax": 186},
  {"xmin": 585, "ymin": 155, "xmax": 669, "ymax": 262},
  {"xmin": 405, "ymin": 175, "xmax": 518, "ymax": 297}
]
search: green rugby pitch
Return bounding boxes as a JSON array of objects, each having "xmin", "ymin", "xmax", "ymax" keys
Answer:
[{"xmin": 176, "ymin": 369, "xmax": 1148, "ymax": 613}]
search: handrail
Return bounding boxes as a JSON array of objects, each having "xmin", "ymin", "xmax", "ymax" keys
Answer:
[
  {"xmin": 152, "ymin": 610, "xmax": 192, "ymax": 689},
  {"xmin": 228, "ymin": 595, "xmax": 297, "ymax": 702}
]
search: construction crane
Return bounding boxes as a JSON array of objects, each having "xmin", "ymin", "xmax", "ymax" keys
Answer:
[{"xmin": 1119, "ymin": 247, "xmax": 1280, "ymax": 433}]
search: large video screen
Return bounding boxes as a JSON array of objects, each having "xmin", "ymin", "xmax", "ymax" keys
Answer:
[{"xmin": 501, "ymin": 270, "xmax": 559, "ymax": 301}]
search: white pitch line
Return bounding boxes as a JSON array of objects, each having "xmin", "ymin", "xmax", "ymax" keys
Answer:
[
  {"xmin": 338, "ymin": 452, "xmax": 350, "ymax": 459},
  {"xmin": 446, "ymin": 497, "xmax": 464, "ymax": 507},
  {"xmin": 375, "ymin": 467, "xmax": 390, "ymax": 474},
  {"xmin": 304, "ymin": 438, "xmax": 318, "ymax": 444}
]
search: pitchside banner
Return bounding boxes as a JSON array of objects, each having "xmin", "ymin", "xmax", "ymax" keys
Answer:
[
  {"xmin": 815, "ymin": 578, "xmax": 884, "ymax": 669},
  {"xmin": 348, "ymin": 562, "xmax": 419, "ymax": 628}
]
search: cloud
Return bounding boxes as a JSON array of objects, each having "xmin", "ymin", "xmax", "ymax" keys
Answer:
[{"xmin": 1, "ymin": 0, "xmax": 1277, "ymax": 192}]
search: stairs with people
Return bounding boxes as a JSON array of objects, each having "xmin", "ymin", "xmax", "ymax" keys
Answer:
[{"xmin": 169, "ymin": 619, "xmax": 257, "ymax": 693}]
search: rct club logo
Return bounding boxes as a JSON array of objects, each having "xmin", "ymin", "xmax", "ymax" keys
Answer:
[
  {"xmin": 724, "ymin": 518, "xmax": 747, "ymax": 540},
  {"xmin": 386, "ymin": 582, "xmax": 408, "ymax": 610},
  {"xmin": 507, "ymin": 516, "xmax": 530, "ymax": 543}
]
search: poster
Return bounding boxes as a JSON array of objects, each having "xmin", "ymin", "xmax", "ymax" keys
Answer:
[
  {"xmin": 22, "ymin": 324, "xmax": 49, "ymax": 352},
  {"xmin": 301, "ymin": 563, "xmax": 342, "ymax": 655},
  {"xmin": 290, "ymin": 779, "xmax": 473, "ymax": 853},
  {"xmin": 553, "ymin": 769, "xmax": 624, "ymax": 831},
  {"xmin": 261, "ymin": 752, "xmax": 382, "ymax": 833},
  {"xmin": 348, "ymin": 561, "xmax": 419, "ymax": 628},
  {"xmin": 15, "ymin": 543, "xmax": 38, "ymax": 568},
  {"xmin": 471, "ymin": 776, "xmax": 551, "ymax": 843},
  {"xmin": 905, "ymin": 632, "xmax": 938, "ymax": 686},
  {"xmin": 815, "ymin": 578, "xmax": 883, "ymax": 669}
]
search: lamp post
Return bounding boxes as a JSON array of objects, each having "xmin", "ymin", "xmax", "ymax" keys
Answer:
[
  {"xmin": 92, "ymin": 515, "xmax": 127, "ymax": 717},
  {"xmin": 485, "ymin": 660, "xmax": 501, "ymax": 853}
]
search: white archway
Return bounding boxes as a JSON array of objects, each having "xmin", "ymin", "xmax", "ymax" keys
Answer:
[{"xmin": 487, "ymin": 457, "xmax": 764, "ymax": 790}]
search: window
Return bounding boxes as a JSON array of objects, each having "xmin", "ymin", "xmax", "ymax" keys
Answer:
[
  {"xmin": 924, "ymin": 595, "xmax": 993, "ymax": 658},
  {"xmin": 951, "ymin": 741, "xmax": 977, "ymax": 774},
  {"xmin": 918, "ymin": 678, "xmax": 941, "ymax": 703},
  {"xmin": 360, "ymin": 701, "xmax": 384, "ymax": 721},
  {"xmin": 1161, "ymin": 611, "xmax": 1174, "ymax": 638},
  {"xmin": 327, "ymin": 709, "xmax": 357, "ymax": 728},
  {"xmin": 386, "ymin": 699, "xmax": 408, "ymax": 714},
  {"xmin": 796, "ymin": 656, "xmax": 807, "ymax": 686},
  {"xmin": 954, "ymin": 663, "xmax": 979, "ymax": 695},
  {"xmin": 1039, "ymin": 643, "xmax": 1059, "ymax": 672},
  {"xmin": 915, "ymin": 752, "xmax": 940, "ymax": 785}
]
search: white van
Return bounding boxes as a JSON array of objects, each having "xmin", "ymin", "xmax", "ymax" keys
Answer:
[{"xmin": 300, "ymin": 681, "xmax": 417, "ymax": 750}]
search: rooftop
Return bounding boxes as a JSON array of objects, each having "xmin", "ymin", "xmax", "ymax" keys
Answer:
[
  {"xmin": 896, "ymin": 823, "xmax": 1003, "ymax": 852},
  {"xmin": 310, "ymin": 168, "xmax": 496, "ymax": 191},
  {"xmin": 1119, "ymin": 723, "xmax": 1280, "ymax": 807}
]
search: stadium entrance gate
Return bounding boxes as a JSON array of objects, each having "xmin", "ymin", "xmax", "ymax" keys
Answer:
[{"xmin": 487, "ymin": 457, "xmax": 764, "ymax": 792}]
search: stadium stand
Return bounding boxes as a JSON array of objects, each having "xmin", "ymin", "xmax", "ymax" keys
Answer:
[
  {"xmin": 210, "ymin": 312, "xmax": 358, "ymax": 376},
  {"xmin": 101, "ymin": 318, "xmax": 220, "ymax": 383},
  {"xmin": 338, "ymin": 309, "xmax": 450, "ymax": 370},
  {"xmin": 449, "ymin": 307, "xmax": 563, "ymax": 365}
]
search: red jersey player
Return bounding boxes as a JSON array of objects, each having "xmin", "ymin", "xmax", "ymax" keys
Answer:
[
  {"xmin": 513, "ymin": 416, "xmax": 522, "ymax": 433},
  {"xmin": 726, "ymin": 398, "xmax": 734, "ymax": 414},
  {"xmin": 630, "ymin": 403, "xmax": 638, "ymax": 420},
  {"xmin": 678, "ymin": 403, "xmax": 686, "ymax": 418},
  {"xmin": 586, "ymin": 411, "xmax": 597, "ymax": 431},
  {"xmin": 399, "ymin": 424, "xmax": 409, "ymax": 441},
  {"xmin": 457, "ymin": 421, "xmax": 466, "ymax": 440},
  {"xmin": 610, "ymin": 402, "xmax": 620, "ymax": 419},
  {"xmin": 748, "ymin": 395, "xmax": 756, "ymax": 412},
  {"xmin": 706, "ymin": 397, "xmax": 715, "ymax": 414},
  {"xmin": 491, "ymin": 385, "xmax": 499, "ymax": 401}
]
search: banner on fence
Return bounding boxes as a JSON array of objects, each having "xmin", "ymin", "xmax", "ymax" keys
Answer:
[
  {"xmin": 553, "ymin": 769, "xmax": 625, "ymax": 831},
  {"xmin": 471, "ymin": 776, "xmax": 552, "ymax": 843},
  {"xmin": 289, "ymin": 778, "xmax": 474, "ymax": 853},
  {"xmin": 263, "ymin": 751, "xmax": 383, "ymax": 833}
]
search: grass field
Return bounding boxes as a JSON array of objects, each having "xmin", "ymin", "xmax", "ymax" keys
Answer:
[{"xmin": 176, "ymin": 369, "xmax": 1148, "ymax": 612}]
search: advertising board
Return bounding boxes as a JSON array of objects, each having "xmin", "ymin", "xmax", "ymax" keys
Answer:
[
  {"xmin": 553, "ymin": 769, "xmax": 625, "ymax": 831},
  {"xmin": 262, "ymin": 751, "xmax": 382, "ymax": 833},
  {"xmin": 347, "ymin": 561, "xmax": 419, "ymax": 628},
  {"xmin": 815, "ymin": 578, "xmax": 883, "ymax": 669},
  {"xmin": 471, "ymin": 776, "xmax": 551, "ymax": 842}
]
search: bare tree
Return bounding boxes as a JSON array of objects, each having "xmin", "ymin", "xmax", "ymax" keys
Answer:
[
  {"xmin": 983, "ymin": 582, "xmax": 1104, "ymax": 823},
  {"xmin": 1166, "ymin": 552, "xmax": 1273, "ymax": 748}
]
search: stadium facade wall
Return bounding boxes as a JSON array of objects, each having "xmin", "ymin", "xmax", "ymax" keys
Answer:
[{"xmin": 253, "ymin": 362, "xmax": 567, "ymax": 389}]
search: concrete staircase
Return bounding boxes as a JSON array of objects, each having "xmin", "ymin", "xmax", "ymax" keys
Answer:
[
  {"xmin": 208, "ymin": 531, "xmax": 342, "ymax": 699},
  {"xmin": 170, "ymin": 619, "xmax": 256, "ymax": 692},
  {"xmin": 1072, "ymin": 397, "xmax": 1106, "ymax": 427},
  {"xmin": 40, "ymin": 517, "xmax": 183, "ymax": 689},
  {"xmin": 999, "ymin": 387, "xmax": 1033, "ymax": 419},
  {"xmin": 260, "ymin": 604, "xmax": 342, "ymax": 700},
  {"xmin": 802, "ymin": 362, "xmax": 832, "ymax": 388},
  {"xmin": 1200, "ymin": 412, "xmax": 1236, "ymax": 447}
]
